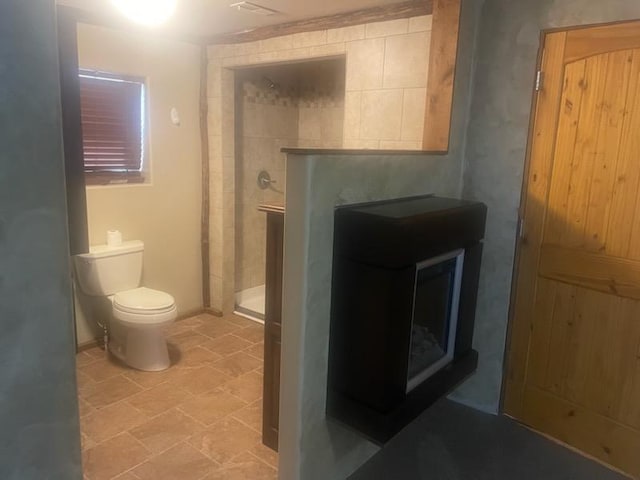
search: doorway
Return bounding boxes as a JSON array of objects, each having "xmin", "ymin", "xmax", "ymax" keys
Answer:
[{"xmin": 504, "ymin": 20, "xmax": 640, "ymax": 478}]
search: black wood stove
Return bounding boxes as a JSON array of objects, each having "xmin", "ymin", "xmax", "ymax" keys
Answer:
[{"xmin": 327, "ymin": 194, "xmax": 487, "ymax": 444}]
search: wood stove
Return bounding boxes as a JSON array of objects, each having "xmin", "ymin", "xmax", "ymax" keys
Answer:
[{"xmin": 327, "ymin": 195, "xmax": 486, "ymax": 443}]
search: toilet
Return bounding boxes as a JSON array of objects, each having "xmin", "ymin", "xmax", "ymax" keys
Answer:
[{"xmin": 74, "ymin": 240, "xmax": 177, "ymax": 371}]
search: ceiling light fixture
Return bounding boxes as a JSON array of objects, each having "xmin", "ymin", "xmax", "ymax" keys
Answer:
[
  {"xmin": 230, "ymin": 1, "xmax": 278, "ymax": 16},
  {"xmin": 111, "ymin": 0, "xmax": 177, "ymax": 27}
]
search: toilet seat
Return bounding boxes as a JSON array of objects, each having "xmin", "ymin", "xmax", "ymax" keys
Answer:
[
  {"xmin": 114, "ymin": 287, "xmax": 175, "ymax": 314},
  {"xmin": 112, "ymin": 287, "xmax": 177, "ymax": 328}
]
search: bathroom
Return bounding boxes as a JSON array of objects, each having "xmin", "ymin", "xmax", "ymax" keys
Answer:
[
  {"xmin": 71, "ymin": 19, "xmax": 284, "ymax": 479},
  {"xmin": 69, "ymin": 14, "xmax": 351, "ymax": 480},
  {"xmin": 62, "ymin": 0, "xmax": 433, "ymax": 475}
]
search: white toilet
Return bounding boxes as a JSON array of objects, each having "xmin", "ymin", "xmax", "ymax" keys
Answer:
[{"xmin": 74, "ymin": 240, "xmax": 177, "ymax": 371}]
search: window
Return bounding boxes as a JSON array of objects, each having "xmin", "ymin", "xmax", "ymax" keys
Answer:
[{"xmin": 78, "ymin": 70, "xmax": 146, "ymax": 184}]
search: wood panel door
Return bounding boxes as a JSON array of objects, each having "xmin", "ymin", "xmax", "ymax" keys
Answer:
[{"xmin": 504, "ymin": 21, "xmax": 640, "ymax": 477}]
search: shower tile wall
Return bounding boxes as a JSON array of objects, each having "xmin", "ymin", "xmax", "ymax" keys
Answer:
[
  {"xmin": 236, "ymin": 75, "xmax": 297, "ymax": 293},
  {"xmin": 297, "ymin": 63, "xmax": 345, "ymax": 149},
  {"xmin": 235, "ymin": 62, "xmax": 345, "ymax": 295},
  {"xmin": 208, "ymin": 15, "xmax": 431, "ymax": 312}
]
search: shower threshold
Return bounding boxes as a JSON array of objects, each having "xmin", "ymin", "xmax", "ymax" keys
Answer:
[{"xmin": 234, "ymin": 284, "xmax": 265, "ymax": 324}]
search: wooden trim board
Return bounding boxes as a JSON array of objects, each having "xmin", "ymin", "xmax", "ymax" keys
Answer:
[
  {"xmin": 422, "ymin": 0, "xmax": 461, "ymax": 152},
  {"xmin": 199, "ymin": 46, "xmax": 211, "ymax": 308},
  {"xmin": 206, "ymin": 1, "xmax": 432, "ymax": 44}
]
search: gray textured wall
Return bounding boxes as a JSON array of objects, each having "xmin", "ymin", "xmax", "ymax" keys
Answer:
[
  {"xmin": 0, "ymin": 1, "xmax": 83, "ymax": 478},
  {"xmin": 454, "ymin": 0, "xmax": 640, "ymax": 413}
]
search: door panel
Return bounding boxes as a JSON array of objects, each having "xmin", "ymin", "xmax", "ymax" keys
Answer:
[
  {"xmin": 505, "ymin": 20, "xmax": 640, "ymax": 477},
  {"xmin": 606, "ymin": 52, "xmax": 640, "ymax": 258}
]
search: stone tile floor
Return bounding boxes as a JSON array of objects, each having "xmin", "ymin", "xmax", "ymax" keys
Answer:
[{"xmin": 76, "ymin": 313, "xmax": 278, "ymax": 480}]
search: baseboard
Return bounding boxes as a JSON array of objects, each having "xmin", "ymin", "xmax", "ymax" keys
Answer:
[
  {"xmin": 177, "ymin": 307, "xmax": 207, "ymax": 321},
  {"xmin": 77, "ymin": 338, "xmax": 102, "ymax": 352},
  {"xmin": 204, "ymin": 307, "xmax": 223, "ymax": 317}
]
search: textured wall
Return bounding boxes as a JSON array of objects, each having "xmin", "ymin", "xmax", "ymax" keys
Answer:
[
  {"xmin": 278, "ymin": 1, "xmax": 483, "ymax": 478},
  {"xmin": 0, "ymin": 1, "xmax": 82, "ymax": 478},
  {"xmin": 282, "ymin": 154, "xmax": 463, "ymax": 480},
  {"xmin": 455, "ymin": 0, "xmax": 640, "ymax": 413}
]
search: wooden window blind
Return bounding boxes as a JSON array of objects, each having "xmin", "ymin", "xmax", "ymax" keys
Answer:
[{"xmin": 78, "ymin": 70, "xmax": 145, "ymax": 184}]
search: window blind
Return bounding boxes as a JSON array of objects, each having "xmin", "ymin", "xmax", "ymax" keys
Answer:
[{"xmin": 79, "ymin": 71, "xmax": 145, "ymax": 182}]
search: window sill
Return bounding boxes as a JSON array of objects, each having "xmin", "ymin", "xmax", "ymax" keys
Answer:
[{"xmin": 85, "ymin": 173, "xmax": 145, "ymax": 186}]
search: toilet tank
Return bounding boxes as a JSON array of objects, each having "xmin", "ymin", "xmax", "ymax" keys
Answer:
[{"xmin": 74, "ymin": 240, "xmax": 144, "ymax": 296}]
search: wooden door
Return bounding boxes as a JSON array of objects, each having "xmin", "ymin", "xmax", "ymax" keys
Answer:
[{"xmin": 505, "ymin": 21, "xmax": 640, "ymax": 477}]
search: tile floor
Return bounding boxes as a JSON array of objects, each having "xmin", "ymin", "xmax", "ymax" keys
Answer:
[{"xmin": 76, "ymin": 313, "xmax": 278, "ymax": 480}]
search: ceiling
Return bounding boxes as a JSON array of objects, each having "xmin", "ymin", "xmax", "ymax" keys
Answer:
[{"xmin": 56, "ymin": 0, "xmax": 412, "ymax": 38}]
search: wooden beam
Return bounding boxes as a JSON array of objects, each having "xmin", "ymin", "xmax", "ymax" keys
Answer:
[
  {"xmin": 206, "ymin": 1, "xmax": 432, "ymax": 45},
  {"xmin": 422, "ymin": 0, "xmax": 461, "ymax": 152},
  {"xmin": 199, "ymin": 46, "xmax": 211, "ymax": 308}
]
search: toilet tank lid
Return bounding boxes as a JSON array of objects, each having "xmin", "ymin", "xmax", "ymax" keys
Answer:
[{"xmin": 76, "ymin": 240, "xmax": 144, "ymax": 260}]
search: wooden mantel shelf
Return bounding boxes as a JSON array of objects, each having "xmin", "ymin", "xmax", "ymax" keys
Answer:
[{"xmin": 280, "ymin": 148, "xmax": 438, "ymax": 156}]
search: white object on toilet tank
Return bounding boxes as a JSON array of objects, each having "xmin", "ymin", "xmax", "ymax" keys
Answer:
[
  {"xmin": 170, "ymin": 107, "xmax": 180, "ymax": 126},
  {"xmin": 74, "ymin": 240, "xmax": 144, "ymax": 296},
  {"xmin": 107, "ymin": 229, "xmax": 123, "ymax": 247}
]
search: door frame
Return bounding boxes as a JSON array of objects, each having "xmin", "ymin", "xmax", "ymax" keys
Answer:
[{"xmin": 500, "ymin": 18, "xmax": 640, "ymax": 416}]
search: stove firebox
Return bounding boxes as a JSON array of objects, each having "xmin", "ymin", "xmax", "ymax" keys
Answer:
[{"xmin": 327, "ymin": 195, "xmax": 486, "ymax": 444}]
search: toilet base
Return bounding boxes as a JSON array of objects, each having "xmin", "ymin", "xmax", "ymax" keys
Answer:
[{"xmin": 109, "ymin": 320, "xmax": 172, "ymax": 372}]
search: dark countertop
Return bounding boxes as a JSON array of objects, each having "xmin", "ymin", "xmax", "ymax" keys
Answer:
[
  {"xmin": 349, "ymin": 399, "xmax": 627, "ymax": 480},
  {"xmin": 258, "ymin": 203, "xmax": 284, "ymax": 214},
  {"xmin": 281, "ymin": 148, "xmax": 442, "ymax": 156}
]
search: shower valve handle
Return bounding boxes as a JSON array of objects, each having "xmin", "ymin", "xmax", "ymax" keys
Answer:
[{"xmin": 258, "ymin": 170, "xmax": 276, "ymax": 189}]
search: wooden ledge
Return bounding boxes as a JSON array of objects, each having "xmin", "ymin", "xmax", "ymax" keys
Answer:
[
  {"xmin": 258, "ymin": 204, "xmax": 285, "ymax": 214},
  {"xmin": 281, "ymin": 148, "xmax": 446, "ymax": 156}
]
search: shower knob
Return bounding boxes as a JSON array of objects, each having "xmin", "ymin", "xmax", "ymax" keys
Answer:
[{"xmin": 257, "ymin": 170, "xmax": 276, "ymax": 190}]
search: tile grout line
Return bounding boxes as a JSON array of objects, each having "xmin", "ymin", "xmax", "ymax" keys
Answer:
[{"xmin": 245, "ymin": 449, "xmax": 279, "ymax": 471}]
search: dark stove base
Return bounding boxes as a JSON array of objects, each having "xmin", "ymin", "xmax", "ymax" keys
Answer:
[{"xmin": 326, "ymin": 350, "xmax": 478, "ymax": 445}]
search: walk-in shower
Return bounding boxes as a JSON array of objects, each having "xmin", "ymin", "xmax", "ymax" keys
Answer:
[{"xmin": 233, "ymin": 58, "xmax": 346, "ymax": 322}]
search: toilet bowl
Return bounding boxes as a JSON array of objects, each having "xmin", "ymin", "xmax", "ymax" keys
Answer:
[
  {"xmin": 74, "ymin": 240, "xmax": 177, "ymax": 372},
  {"xmin": 108, "ymin": 287, "xmax": 177, "ymax": 371}
]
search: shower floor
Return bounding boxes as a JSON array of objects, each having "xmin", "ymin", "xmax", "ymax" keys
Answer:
[{"xmin": 235, "ymin": 285, "xmax": 265, "ymax": 322}]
